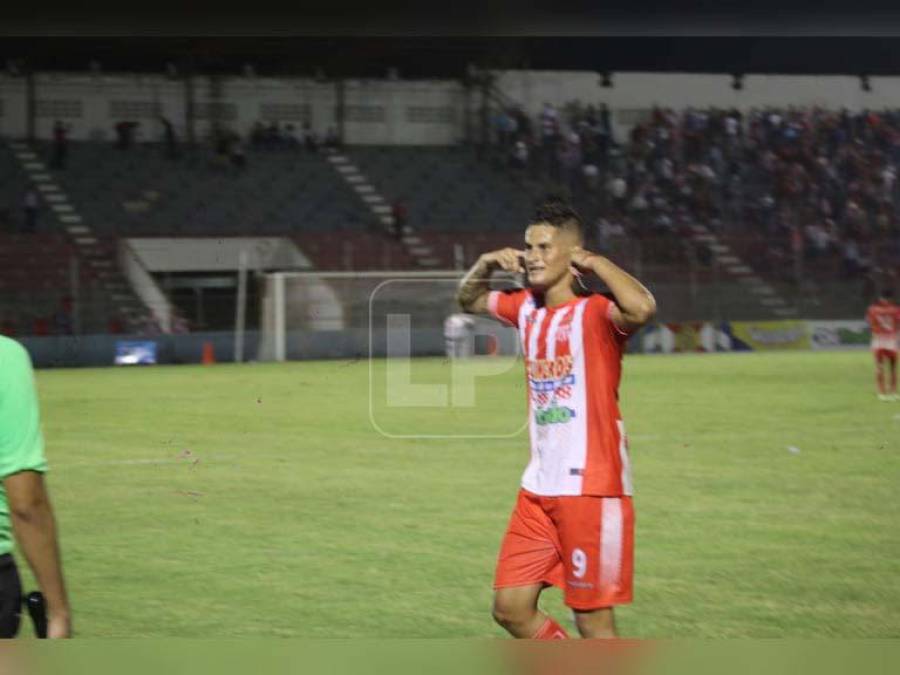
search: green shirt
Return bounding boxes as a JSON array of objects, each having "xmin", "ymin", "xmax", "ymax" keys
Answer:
[{"xmin": 0, "ymin": 337, "xmax": 48, "ymax": 556}]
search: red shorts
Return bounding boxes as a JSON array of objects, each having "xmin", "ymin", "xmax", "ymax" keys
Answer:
[
  {"xmin": 874, "ymin": 349, "xmax": 897, "ymax": 363},
  {"xmin": 493, "ymin": 489, "xmax": 634, "ymax": 610}
]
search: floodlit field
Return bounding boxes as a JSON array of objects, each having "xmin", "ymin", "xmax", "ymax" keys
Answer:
[{"xmin": 26, "ymin": 351, "xmax": 900, "ymax": 638}]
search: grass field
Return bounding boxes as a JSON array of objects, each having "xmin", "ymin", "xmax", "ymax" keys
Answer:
[{"xmin": 26, "ymin": 351, "xmax": 900, "ymax": 638}]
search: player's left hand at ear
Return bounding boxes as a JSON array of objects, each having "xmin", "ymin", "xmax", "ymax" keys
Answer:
[{"xmin": 569, "ymin": 247, "xmax": 598, "ymax": 275}]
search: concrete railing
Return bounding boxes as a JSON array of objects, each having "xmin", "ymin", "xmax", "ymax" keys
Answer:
[{"xmin": 117, "ymin": 239, "xmax": 174, "ymax": 334}]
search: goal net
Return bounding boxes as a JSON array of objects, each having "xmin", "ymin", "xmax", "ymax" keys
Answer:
[{"xmin": 256, "ymin": 270, "xmax": 521, "ymax": 362}]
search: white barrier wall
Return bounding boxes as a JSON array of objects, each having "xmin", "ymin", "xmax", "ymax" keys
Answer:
[
  {"xmin": 126, "ymin": 237, "xmax": 312, "ymax": 272},
  {"xmin": 4, "ymin": 70, "xmax": 900, "ymax": 146},
  {"xmin": 0, "ymin": 72, "xmax": 465, "ymax": 145},
  {"xmin": 118, "ymin": 240, "xmax": 174, "ymax": 333},
  {"xmin": 10, "ymin": 72, "xmax": 189, "ymax": 142},
  {"xmin": 342, "ymin": 80, "xmax": 465, "ymax": 145}
]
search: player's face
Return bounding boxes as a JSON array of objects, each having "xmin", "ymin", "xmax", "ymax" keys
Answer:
[{"xmin": 523, "ymin": 224, "xmax": 576, "ymax": 290}]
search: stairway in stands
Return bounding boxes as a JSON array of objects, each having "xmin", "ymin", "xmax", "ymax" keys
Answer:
[
  {"xmin": 7, "ymin": 140, "xmax": 151, "ymax": 331},
  {"xmin": 323, "ymin": 148, "xmax": 442, "ymax": 268},
  {"xmin": 688, "ymin": 223, "xmax": 799, "ymax": 319}
]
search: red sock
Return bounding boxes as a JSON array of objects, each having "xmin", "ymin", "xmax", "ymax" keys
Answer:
[{"xmin": 531, "ymin": 616, "xmax": 569, "ymax": 640}]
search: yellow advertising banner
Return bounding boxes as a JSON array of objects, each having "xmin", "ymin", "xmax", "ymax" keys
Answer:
[
  {"xmin": 668, "ymin": 322, "xmax": 706, "ymax": 352},
  {"xmin": 728, "ymin": 321, "xmax": 811, "ymax": 351}
]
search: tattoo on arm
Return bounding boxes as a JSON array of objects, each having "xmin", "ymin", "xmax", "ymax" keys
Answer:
[{"xmin": 457, "ymin": 258, "xmax": 493, "ymax": 312}]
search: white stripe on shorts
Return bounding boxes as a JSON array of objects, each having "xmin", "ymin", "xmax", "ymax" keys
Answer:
[
  {"xmin": 872, "ymin": 335, "xmax": 898, "ymax": 351},
  {"xmin": 599, "ymin": 498, "xmax": 623, "ymax": 589}
]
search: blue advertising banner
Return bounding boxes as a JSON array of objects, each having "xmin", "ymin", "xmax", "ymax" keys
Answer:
[{"xmin": 114, "ymin": 340, "xmax": 158, "ymax": 366}]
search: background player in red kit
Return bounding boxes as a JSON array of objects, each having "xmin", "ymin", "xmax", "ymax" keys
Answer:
[
  {"xmin": 866, "ymin": 289, "xmax": 900, "ymax": 401},
  {"xmin": 457, "ymin": 198, "xmax": 656, "ymax": 639}
]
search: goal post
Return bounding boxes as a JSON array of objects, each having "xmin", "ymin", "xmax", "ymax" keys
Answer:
[
  {"xmin": 256, "ymin": 270, "xmax": 521, "ymax": 362},
  {"xmin": 273, "ymin": 272, "xmax": 286, "ymax": 363}
]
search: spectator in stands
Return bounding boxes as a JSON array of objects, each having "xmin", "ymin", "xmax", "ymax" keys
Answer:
[
  {"xmin": 251, "ymin": 121, "xmax": 267, "ymax": 148},
  {"xmin": 303, "ymin": 122, "xmax": 320, "ymax": 153},
  {"xmin": 491, "ymin": 110, "xmax": 505, "ymax": 146},
  {"xmin": 283, "ymin": 124, "xmax": 302, "ymax": 150},
  {"xmin": 495, "ymin": 110, "xmax": 518, "ymax": 147},
  {"xmin": 230, "ymin": 140, "xmax": 247, "ymax": 171},
  {"xmin": 804, "ymin": 221, "xmax": 833, "ymax": 258},
  {"xmin": 265, "ymin": 121, "xmax": 281, "ymax": 147},
  {"xmin": 32, "ymin": 317, "xmax": 50, "ymax": 337},
  {"xmin": 599, "ymin": 103, "xmax": 613, "ymax": 137},
  {"xmin": 511, "ymin": 106, "xmax": 533, "ymax": 144},
  {"xmin": 881, "ymin": 162, "xmax": 897, "ymax": 204},
  {"xmin": 391, "ymin": 199, "xmax": 408, "ymax": 239},
  {"xmin": 0, "ymin": 316, "xmax": 16, "ymax": 338},
  {"xmin": 50, "ymin": 121, "xmax": 69, "ymax": 169},
  {"xmin": 842, "ymin": 236, "xmax": 868, "ymax": 277},
  {"xmin": 540, "ymin": 102, "xmax": 560, "ymax": 141},
  {"xmin": 607, "ymin": 175, "xmax": 628, "ymax": 213},
  {"xmin": 510, "ymin": 139, "xmax": 529, "ymax": 176},
  {"xmin": 539, "ymin": 102, "xmax": 561, "ymax": 176},
  {"xmin": 107, "ymin": 315, "xmax": 125, "ymax": 335},
  {"xmin": 211, "ymin": 125, "xmax": 239, "ymax": 170},
  {"xmin": 579, "ymin": 162, "xmax": 603, "ymax": 221},
  {"xmin": 325, "ymin": 127, "xmax": 341, "ymax": 151},
  {"xmin": 595, "ymin": 216, "xmax": 626, "ymax": 251},
  {"xmin": 114, "ymin": 121, "xmax": 139, "ymax": 149},
  {"xmin": 22, "ymin": 185, "xmax": 39, "ymax": 234},
  {"xmin": 558, "ymin": 132, "xmax": 582, "ymax": 193},
  {"xmin": 52, "ymin": 297, "xmax": 74, "ymax": 336},
  {"xmin": 158, "ymin": 116, "xmax": 178, "ymax": 159}
]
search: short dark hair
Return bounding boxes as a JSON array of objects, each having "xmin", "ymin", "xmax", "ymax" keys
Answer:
[
  {"xmin": 881, "ymin": 288, "xmax": 895, "ymax": 299},
  {"xmin": 530, "ymin": 196, "xmax": 584, "ymax": 240}
]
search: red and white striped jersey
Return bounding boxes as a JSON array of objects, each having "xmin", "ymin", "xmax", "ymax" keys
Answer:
[
  {"xmin": 867, "ymin": 301, "xmax": 900, "ymax": 351},
  {"xmin": 488, "ymin": 289, "xmax": 633, "ymax": 497}
]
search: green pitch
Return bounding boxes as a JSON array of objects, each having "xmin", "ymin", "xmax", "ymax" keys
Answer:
[{"xmin": 26, "ymin": 351, "xmax": 900, "ymax": 637}]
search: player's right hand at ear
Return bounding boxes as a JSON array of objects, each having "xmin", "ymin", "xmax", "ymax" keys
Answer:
[{"xmin": 483, "ymin": 248, "xmax": 525, "ymax": 274}]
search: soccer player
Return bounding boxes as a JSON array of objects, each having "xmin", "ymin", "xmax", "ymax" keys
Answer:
[
  {"xmin": 457, "ymin": 198, "xmax": 656, "ymax": 639},
  {"xmin": 443, "ymin": 313, "xmax": 476, "ymax": 359},
  {"xmin": 0, "ymin": 336, "xmax": 71, "ymax": 637},
  {"xmin": 866, "ymin": 289, "xmax": 900, "ymax": 401}
]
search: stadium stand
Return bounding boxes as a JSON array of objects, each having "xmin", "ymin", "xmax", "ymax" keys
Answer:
[
  {"xmin": 25, "ymin": 140, "xmax": 540, "ymax": 271},
  {"xmin": 1, "ymin": 141, "xmax": 161, "ymax": 335},
  {"xmin": 486, "ymin": 103, "xmax": 900, "ymax": 318},
  {"xmin": 346, "ymin": 146, "xmax": 532, "ymax": 232},
  {"xmin": 38, "ymin": 141, "xmax": 376, "ymax": 236},
  {"xmin": 6, "ymin": 101, "xmax": 900, "ymax": 334},
  {"xmin": 489, "ymin": 104, "xmax": 900, "ymax": 275}
]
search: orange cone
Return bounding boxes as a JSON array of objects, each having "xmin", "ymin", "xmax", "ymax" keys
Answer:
[{"xmin": 202, "ymin": 341, "xmax": 216, "ymax": 365}]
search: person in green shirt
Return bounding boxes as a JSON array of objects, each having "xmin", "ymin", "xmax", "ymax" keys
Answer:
[{"xmin": 0, "ymin": 336, "xmax": 71, "ymax": 638}]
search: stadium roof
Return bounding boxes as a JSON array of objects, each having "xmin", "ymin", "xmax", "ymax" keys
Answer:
[{"xmin": 3, "ymin": 37, "xmax": 900, "ymax": 80}]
